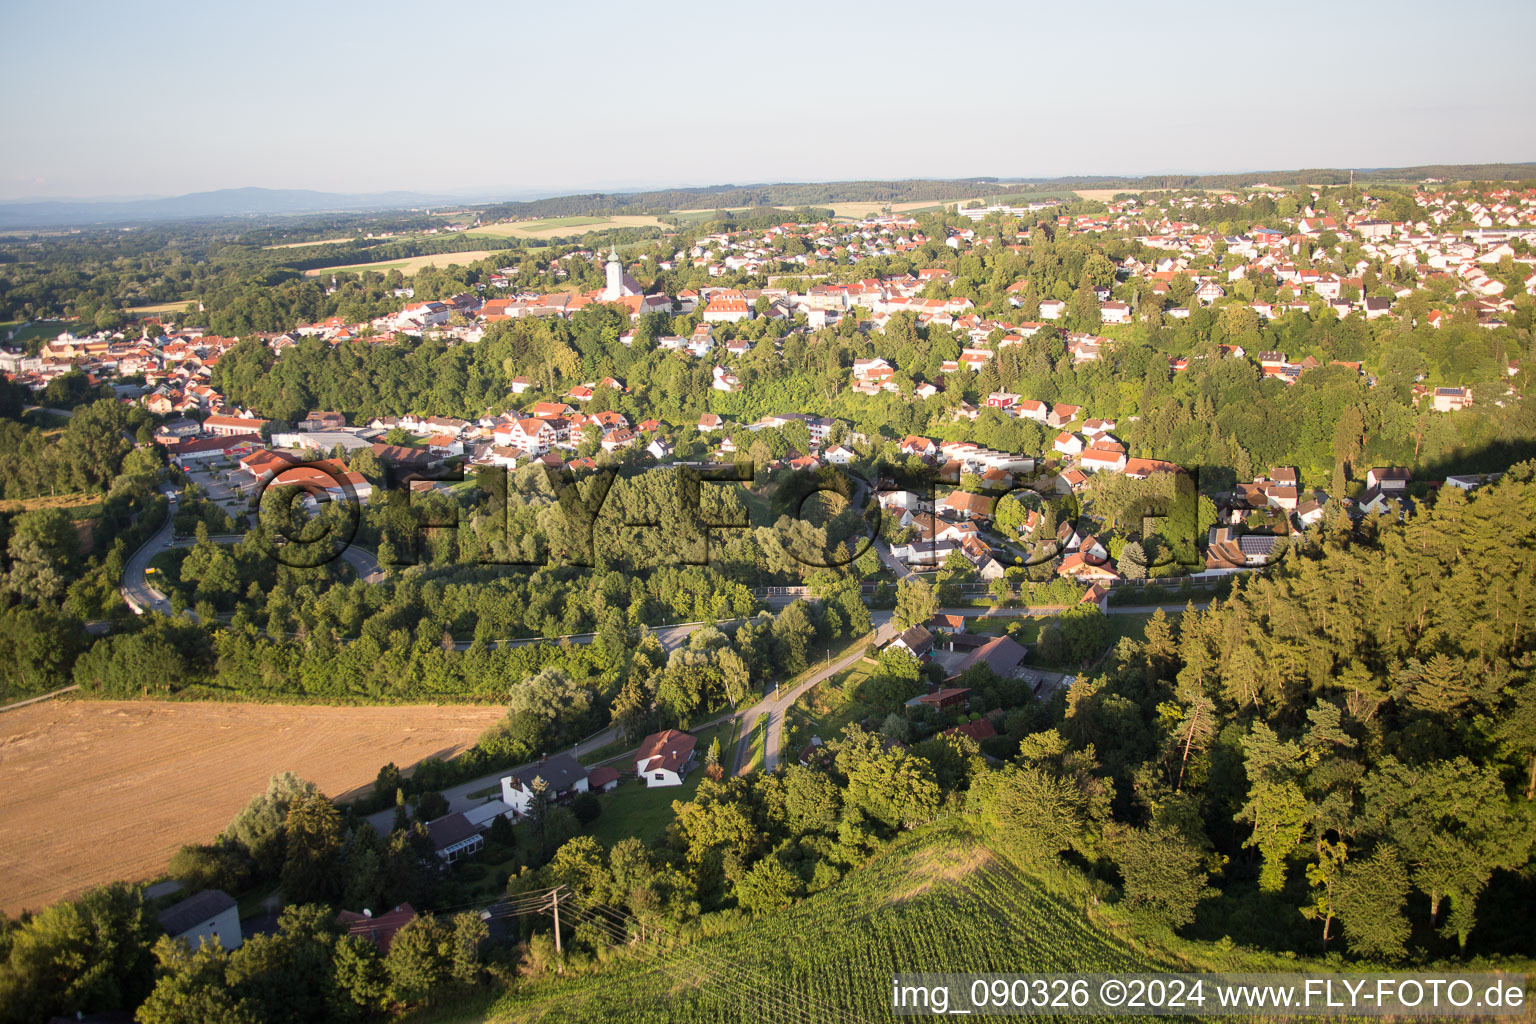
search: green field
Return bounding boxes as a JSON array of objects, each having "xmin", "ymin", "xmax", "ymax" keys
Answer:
[
  {"xmin": 458, "ymin": 822, "xmax": 1214, "ymax": 1023},
  {"xmin": 1, "ymin": 320, "xmax": 68, "ymax": 346}
]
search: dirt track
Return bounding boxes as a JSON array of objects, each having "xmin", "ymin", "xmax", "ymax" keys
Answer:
[{"xmin": 0, "ymin": 700, "xmax": 503, "ymax": 915}]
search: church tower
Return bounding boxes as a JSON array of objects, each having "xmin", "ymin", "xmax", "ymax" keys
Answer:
[{"xmin": 602, "ymin": 247, "xmax": 623, "ymax": 301}]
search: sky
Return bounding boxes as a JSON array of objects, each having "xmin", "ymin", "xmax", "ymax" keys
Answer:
[{"xmin": 2, "ymin": 0, "xmax": 1534, "ymax": 201}]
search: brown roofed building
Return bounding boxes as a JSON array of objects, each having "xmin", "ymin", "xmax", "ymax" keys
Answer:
[{"xmin": 635, "ymin": 729, "xmax": 697, "ymax": 787}]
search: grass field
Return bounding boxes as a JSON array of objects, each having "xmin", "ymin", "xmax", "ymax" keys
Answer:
[
  {"xmin": 465, "ymin": 215, "xmax": 668, "ymax": 240},
  {"xmin": 1, "ymin": 320, "xmax": 68, "ymax": 346},
  {"xmin": 468, "ymin": 822, "xmax": 1201, "ymax": 1023},
  {"xmin": 784, "ymin": 659, "xmax": 876, "ymax": 758},
  {"xmin": 263, "ymin": 236, "xmax": 354, "ymax": 249},
  {"xmin": 739, "ymin": 714, "xmax": 768, "ymax": 775},
  {"xmin": 124, "ymin": 300, "xmax": 194, "ymax": 315},
  {"xmin": 0, "ymin": 491, "xmax": 103, "ymax": 515},
  {"xmin": 0, "ymin": 700, "xmax": 505, "ymax": 915},
  {"xmin": 302, "ymin": 250, "xmax": 506, "ymax": 277}
]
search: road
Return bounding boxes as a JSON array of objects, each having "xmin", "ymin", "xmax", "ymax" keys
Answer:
[
  {"xmin": 734, "ymin": 612, "xmax": 898, "ymax": 775},
  {"xmin": 21, "ymin": 404, "xmax": 77, "ymax": 420},
  {"xmin": 120, "ymin": 492, "xmax": 177, "ymax": 615}
]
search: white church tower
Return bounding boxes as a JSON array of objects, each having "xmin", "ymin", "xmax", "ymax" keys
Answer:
[{"xmin": 602, "ymin": 247, "xmax": 624, "ymax": 301}]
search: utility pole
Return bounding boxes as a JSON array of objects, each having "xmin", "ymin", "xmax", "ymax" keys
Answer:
[{"xmin": 550, "ymin": 887, "xmax": 563, "ymax": 955}]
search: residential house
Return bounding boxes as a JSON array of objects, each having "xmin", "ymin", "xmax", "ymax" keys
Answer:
[
  {"xmin": 635, "ymin": 729, "xmax": 697, "ymax": 787},
  {"xmin": 888, "ymin": 625, "xmax": 934, "ymax": 660},
  {"xmin": 500, "ymin": 753, "xmax": 590, "ymax": 817},
  {"xmin": 1053, "ymin": 432, "xmax": 1085, "ymax": 457},
  {"xmin": 158, "ymin": 890, "xmax": 242, "ymax": 951},
  {"xmin": 1079, "ymin": 447, "xmax": 1127, "ymax": 473},
  {"xmin": 1365, "ymin": 467, "xmax": 1410, "ymax": 491},
  {"xmin": 1431, "ymin": 386, "xmax": 1473, "ymax": 412},
  {"xmin": 1057, "ymin": 552, "xmax": 1121, "ymax": 582},
  {"xmin": 942, "ymin": 490, "xmax": 994, "ymax": 520},
  {"xmin": 426, "ymin": 813, "xmax": 483, "ymax": 863},
  {"xmin": 947, "ymin": 634, "xmax": 1028, "ymax": 679},
  {"xmin": 336, "ymin": 904, "xmax": 416, "ymax": 954}
]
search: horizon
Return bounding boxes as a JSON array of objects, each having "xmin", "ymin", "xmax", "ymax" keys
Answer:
[
  {"xmin": 3, "ymin": 0, "xmax": 1533, "ymax": 202},
  {"xmin": 6, "ymin": 158, "xmax": 1536, "ymax": 210}
]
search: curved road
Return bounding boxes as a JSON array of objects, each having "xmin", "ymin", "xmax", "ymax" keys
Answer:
[{"xmin": 121, "ymin": 492, "xmax": 178, "ymax": 615}]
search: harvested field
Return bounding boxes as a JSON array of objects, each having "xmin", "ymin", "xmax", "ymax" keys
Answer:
[
  {"xmin": 0, "ymin": 700, "xmax": 504, "ymax": 915},
  {"xmin": 466, "ymin": 214, "xmax": 668, "ymax": 239},
  {"xmin": 124, "ymin": 300, "xmax": 193, "ymax": 315},
  {"xmin": 263, "ymin": 236, "xmax": 354, "ymax": 249},
  {"xmin": 301, "ymin": 249, "xmax": 505, "ymax": 276}
]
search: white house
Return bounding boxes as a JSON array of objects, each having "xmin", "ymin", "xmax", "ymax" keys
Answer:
[
  {"xmin": 1053, "ymin": 432, "xmax": 1085, "ymax": 456},
  {"xmin": 635, "ymin": 729, "xmax": 697, "ymax": 787},
  {"xmin": 823, "ymin": 444, "xmax": 855, "ymax": 465},
  {"xmin": 499, "ymin": 753, "xmax": 590, "ymax": 816}
]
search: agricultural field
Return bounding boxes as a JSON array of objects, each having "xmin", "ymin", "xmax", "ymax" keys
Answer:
[
  {"xmin": 0, "ymin": 699, "xmax": 504, "ymax": 915},
  {"xmin": 262, "ymin": 236, "xmax": 355, "ymax": 249},
  {"xmin": 466, "ymin": 215, "xmax": 668, "ymax": 239},
  {"xmin": 470, "ymin": 823, "xmax": 1195, "ymax": 1023},
  {"xmin": 123, "ymin": 300, "xmax": 194, "ymax": 315},
  {"xmin": 301, "ymin": 250, "xmax": 506, "ymax": 277}
]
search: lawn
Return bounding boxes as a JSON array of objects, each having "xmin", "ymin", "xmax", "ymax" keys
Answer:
[
  {"xmin": 737, "ymin": 482, "xmax": 777, "ymax": 527},
  {"xmin": 581, "ymin": 719, "xmax": 737, "ymax": 848},
  {"xmin": 739, "ymin": 714, "xmax": 768, "ymax": 776}
]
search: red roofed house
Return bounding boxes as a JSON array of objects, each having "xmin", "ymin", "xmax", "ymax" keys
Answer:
[
  {"xmin": 204, "ymin": 413, "xmax": 269, "ymax": 437},
  {"xmin": 1079, "ymin": 447, "xmax": 1128, "ymax": 473},
  {"xmin": 635, "ymin": 729, "xmax": 698, "ymax": 787},
  {"xmin": 941, "ymin": 490, "xmax": 994, "ymax": 520},
  {"xmin": 945, "ymin": 718, "xmax": 999, "ymax": 742},
  {"xmin": 336, "ymin": 904, "xmax": 416, "ymax": 954},
  {"xmin": 1058, "ymin": 552, "xmax": 1121, "ymax": 582},
  {"xmin": 586, "ymin": 765, "xmax": 621, "ymax": 793},
  {"xmin": 702, "ymin": 297, "xmax": 752, "ymax": 323}
]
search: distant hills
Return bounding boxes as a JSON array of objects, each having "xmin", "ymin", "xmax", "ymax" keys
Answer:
[
  {"xmin": 0, "ymin": 187, "xmax": 466, "ymax": 230},
  {"xmin": 3, "ymin": 163, "xmax": 1532, "ymax": 231}
]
